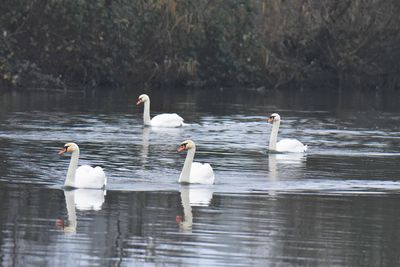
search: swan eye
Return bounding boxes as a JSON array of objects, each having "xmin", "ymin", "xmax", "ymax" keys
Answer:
[{"xmin": 180, "ymin": 143, "xmax": 188, "ymax": 149}]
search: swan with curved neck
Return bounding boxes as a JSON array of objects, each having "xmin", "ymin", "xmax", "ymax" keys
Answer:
[
  {"xmin": 136, "ymin": 94, "xmax": 184, "ymax": 127},
  {"xmin": 58, "ymin": 143, "xmax": 107, "ymax": 189},
  {"xmin": 267, "ymin": 113, "xmax": 307, "ymax": 153},
  {"xmin": 178, "ymin": 140, "xmax": 215, "ymax": 184}
]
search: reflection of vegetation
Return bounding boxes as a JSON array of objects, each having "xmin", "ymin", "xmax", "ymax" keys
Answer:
[{"xmin": 1, "ymin": 0, "xmax": 400, "ymax": 91}]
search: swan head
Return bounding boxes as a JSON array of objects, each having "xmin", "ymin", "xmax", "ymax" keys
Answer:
[
  {"xmin": 267, "ymin": 113, "xmax": 281, "ymax": 124},
  {"xmin": 58, "ymin": 142, "xmax": 79, "ymax": 155},
  {"xmin": 136, "ymin": 94, "xmax": 150, "ymax": 105},
  {"xmin": 178, "ymin": 140, "xmax": 195, "ymax": 152}
]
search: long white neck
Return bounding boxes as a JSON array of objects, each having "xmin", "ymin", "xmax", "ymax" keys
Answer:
[
  {"xmin": 269, "ymin": 120, "xmax": 280, "ymax": 151},
  {"xmin": 180, "ymin": 146, "xmax": 196, "ymax": 183},
  {"xmin": 65, "ymin": 149, "xmax": 79, "ymax": 187},
  {"xmin": 143, "ymin": 100, "xmax": 151, "ymax": 125}
]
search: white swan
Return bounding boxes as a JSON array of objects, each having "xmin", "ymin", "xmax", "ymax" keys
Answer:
[
  {"xmin": 58, "ymin": 143, "xmax": 107, "ymax": 189},
  {"xmin": 137, "ymin": 94, "xmax": 184, "ymax": 127},
  {"xmin": 178, "ymin": 140, "xmax": 215, "ymax": 184},
  {"xmin": 267, "ymin": 113, "xmax": 307, "ymax": 153}
]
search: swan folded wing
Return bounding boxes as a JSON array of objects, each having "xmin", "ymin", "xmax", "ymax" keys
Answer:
[
  {"xmin": 151, "ymin": 113, "xmax": 184, "ymax": 127},
  {"xmin": 276, "ymin": 138, "xmax": 307, "ymax": 153},
  {"xmin": 189, "ymin": 162, "xmax": 215, "ymax": 184},
  {"xmin": 75, "ymin": 165, "xmax": 107, "ymax": 189}
]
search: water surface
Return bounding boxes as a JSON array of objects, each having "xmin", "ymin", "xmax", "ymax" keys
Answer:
[{"xmin": 0, "ymin": 88, "xmax": 400, "ymax": 266}]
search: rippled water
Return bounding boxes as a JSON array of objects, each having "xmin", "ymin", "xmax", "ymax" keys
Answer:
[{"xmin": 0, "ymin": 88, "xmax": 400, "ymax": 266}]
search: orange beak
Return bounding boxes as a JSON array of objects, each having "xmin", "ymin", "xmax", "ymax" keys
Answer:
[
  {"xmin": 177, "ymin": 145, "xmax": 186, "ymax": 152},
  {"xmin": 136, "ymin": 99, "xmax": 143, "ymax": 105},
  {"xmin": 267, "ymin": 117, "xmax": 273, "ymax": 123},
  {"xmin": 58, "ymin": 147, "xmax": 67, "ymax": 155}
]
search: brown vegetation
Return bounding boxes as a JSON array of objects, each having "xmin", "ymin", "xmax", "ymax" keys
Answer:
[{"xmin": 1, "ymin": 0, "xmax": 400, "ymax": 91}]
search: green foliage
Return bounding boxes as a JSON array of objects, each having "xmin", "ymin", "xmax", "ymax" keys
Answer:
[{"xmin": 1, "ymin": 0, "xmax": 400, "ymax": 91}]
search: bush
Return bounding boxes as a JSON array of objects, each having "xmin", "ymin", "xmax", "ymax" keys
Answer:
[{"xmin": 1, "ymin": 0, "xmax": 400, "ymax": 91}]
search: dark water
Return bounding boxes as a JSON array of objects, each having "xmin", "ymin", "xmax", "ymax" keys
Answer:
[{"xmin": 0, "ymin": 88, "xmax": 400, "ymax": 266}]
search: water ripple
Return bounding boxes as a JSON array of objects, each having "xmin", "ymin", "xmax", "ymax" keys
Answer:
[{"xmin": 0, "ymin": 107, "xmax": 399, "ymax": 195}]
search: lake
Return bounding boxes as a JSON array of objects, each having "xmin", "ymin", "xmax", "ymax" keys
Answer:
[{"xmin": 0, "ymin": 88, "xmax": 400, "ymax": 266}]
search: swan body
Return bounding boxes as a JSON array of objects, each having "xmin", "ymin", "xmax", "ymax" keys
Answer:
[
  {"xmin": 267, "ymin": 113, "xmax": 307, "ymax": 153},
  {"xmin": 274, "ymin": 138, "xmax": 307, "ymax": 153},
  {"xmin": 137, "ymin": 94, "xmax": 184, "ymax": 127},
  {"xmin": 178, "ymin": 140, "xmax": 215, "ymax": 184},
  {"xmin": 59, "ymin": 143, "xmax": 107, "ymax": 189}
]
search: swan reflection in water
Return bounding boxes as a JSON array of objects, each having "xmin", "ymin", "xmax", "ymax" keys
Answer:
[
  {"xmin": 268, "ymin": 153, "xmax": 307, "ymax": 181},
  {"xmin": 140, "ymin": 127, "xmax": 151, "ymax": 166},
  {"xmin": 140, "ymin": 126, "xmax": 184, "ymax": 166},
  {"xmin": 176, "ymin": 185, "xmax": 214, "ymax": 232},
  {"xmin": 56, "ymin": 189, "xmax": 106, "ymax": 233}
]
